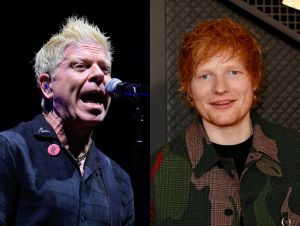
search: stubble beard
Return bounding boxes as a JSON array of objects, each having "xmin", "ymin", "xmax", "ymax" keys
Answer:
[{"xmin": 200, "ymin": 107, "xmax": 251, "ymax": 128}]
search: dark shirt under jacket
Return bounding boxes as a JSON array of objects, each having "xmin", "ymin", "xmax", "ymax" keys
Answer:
[{"xmin": 0, "ymin": 114, "xmax": 135, "ymax": 226}]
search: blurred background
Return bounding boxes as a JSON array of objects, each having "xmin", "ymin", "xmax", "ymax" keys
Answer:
[{"xmin": 0, "ymin": 1, "xmax": 149, "ymax": 225}]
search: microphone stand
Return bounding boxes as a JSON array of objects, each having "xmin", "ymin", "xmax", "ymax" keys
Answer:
[{"xmin": 128, "ymin": 86, "xmax": 148, "ymax": 226}]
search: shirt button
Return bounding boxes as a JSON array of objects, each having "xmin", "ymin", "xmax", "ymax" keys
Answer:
[
  {"xmin": 224, "ymin": 208, "xmax": 233, "ymax": 216},
  {"xmin": 81, "ymin": 215, "xmax": 87, "ymax": 222}
]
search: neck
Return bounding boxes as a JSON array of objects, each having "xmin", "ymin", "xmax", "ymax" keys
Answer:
[
  {"xmin": 43, "ymin": 111, "xmax": 93, "ymax": 156},
  {"xmin": 202, "ymin": 115, "xmax": 253, "ymax": 145}
]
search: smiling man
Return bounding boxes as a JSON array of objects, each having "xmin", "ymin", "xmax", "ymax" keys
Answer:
[
  {"xmin": 150, "ymin": 17, "xmax": 300, "ymax": 226},
  {"xmin": 0, "ymin": 16, "xmax": 134, "ymax": 226}
]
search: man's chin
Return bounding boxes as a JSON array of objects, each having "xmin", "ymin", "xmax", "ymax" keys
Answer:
[
  {"xmin": 76, "ymin": 112, "xmax": 107, "ymax": 125},
  {"xmin": 204, "ymin": 115, "xmax": 241, "ymax": 127},
  {"xmin": 206, "ymin": 112, "xmax": 251, "ymax": 128}
]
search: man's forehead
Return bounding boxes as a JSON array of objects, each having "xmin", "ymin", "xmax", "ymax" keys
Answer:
[{"xmin": 63, "ymin": 41, "xmax": 111, "ymax": 63}]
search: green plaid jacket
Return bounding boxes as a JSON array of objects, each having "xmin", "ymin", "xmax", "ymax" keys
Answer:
[{"xmin": 150, "ymin": 115, "xmax": 300, "ymax": 226}]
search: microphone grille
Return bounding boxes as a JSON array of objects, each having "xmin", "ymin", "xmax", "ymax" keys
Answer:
[{"xmin": 105, "ymin": 78, "xmax": 122, "ymax": 97}]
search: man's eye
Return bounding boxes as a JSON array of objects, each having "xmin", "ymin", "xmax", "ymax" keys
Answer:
[
  {"xmin": 227, "ymin": 70, "xmax": 240, "ymax": 76},
  {"xmin": 199, "ymin": 74, "xmax": 211, "ymax": 80},
  {"xmin": 101, "ymin": 66, "xmax": 111, "ymax": 75},
  {"xmin": 71, "ymin": 63, "xmax": 87, "ymax": 71}
]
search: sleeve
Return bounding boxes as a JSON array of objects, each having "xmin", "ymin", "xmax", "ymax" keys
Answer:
[{"xmin": 0, "ymin": 134, "xmax": 18, "ymax": 226}]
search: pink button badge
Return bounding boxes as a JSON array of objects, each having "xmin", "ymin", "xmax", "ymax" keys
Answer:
[{"xmin": 47, "ymin": 144, "xmax": 61, "ymax": 156}]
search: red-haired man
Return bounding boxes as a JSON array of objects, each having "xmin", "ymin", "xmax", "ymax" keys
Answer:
[{"xmin": 150, "ymin": 17, "xmax": 300, "ymax": 226}]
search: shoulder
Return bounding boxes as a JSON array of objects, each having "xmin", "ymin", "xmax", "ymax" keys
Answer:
[
  {"xmin": 256, "ymin": 117, "xmax": 300, "ymax": 169},
  {"xmin": 258, "ymin": 117, "xmax": 300, "ymax": 146},
  {"xmin": 0, "ymin": 123, "xmax": 27, "ymax": 139},
  {"xmin": 251, "ymin": 111, "xmax": 299, "ymax": 140},
  {"xmin": 0, "ymin": 115, "xmax": 44, "ymax": 154},
  {"xmin": 0, "ymin": 123, "xmax": 28, "ymax": 152},
  {"xmin": 150, "ymin": 132, "xmax": 192, "ymax": 183},
  {"xmin": 0, "ymin": 119, "xmax": 35, "ymax": 172},
  {"xmin": 0, "ymin": 115, "xmax": 43, "ymax": 140},
  {"xmin": 151, "ymin": 133, "xmax": 186, "ymax": 164}
]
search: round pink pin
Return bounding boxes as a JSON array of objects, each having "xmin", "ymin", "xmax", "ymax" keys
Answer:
[{"xmin": 48, "ymin": 144, "xmax": 61, "ymax": 156}]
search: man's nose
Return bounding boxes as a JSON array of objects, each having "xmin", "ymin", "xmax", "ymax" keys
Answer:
[
  {"xmin": 213, "ymin": 75, "xmax": 229, "ymax": 94},
  {"xmin": 89, "ymin": 64, "xmax": 105, "ymax": 86}
]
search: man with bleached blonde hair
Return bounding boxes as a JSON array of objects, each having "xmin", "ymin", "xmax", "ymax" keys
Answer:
[{"xmin": 0, "ymin": 16, "xmax": 134, "ymax": 226}]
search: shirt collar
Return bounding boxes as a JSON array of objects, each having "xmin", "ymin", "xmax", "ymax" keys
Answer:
[{"xmin": 32, "ymin": 114, "xmax": 59, "ymax": 139}]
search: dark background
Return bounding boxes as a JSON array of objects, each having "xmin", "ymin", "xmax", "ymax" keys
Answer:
[{"xmin": 0, "ymin": 1, "xmax": 149, "ymax": 225}]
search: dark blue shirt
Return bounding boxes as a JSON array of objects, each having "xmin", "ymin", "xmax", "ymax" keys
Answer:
[{"xmin": 0, "ymin": 114, "xmax": 134, "ymax": 226}]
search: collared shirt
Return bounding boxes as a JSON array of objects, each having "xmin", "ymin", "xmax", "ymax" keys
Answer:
[
  {"xmin": 150, "ymin": 115, "xmax": 300, "ymax": 226},
  {"xmin": 0, "ymin": 114, "xmax": 134, "ymax": 226}
]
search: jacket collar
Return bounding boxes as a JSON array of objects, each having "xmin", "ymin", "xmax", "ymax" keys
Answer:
[{"xmin": 185, "ymin": 113, "xmax": 281, "ymax": 177}]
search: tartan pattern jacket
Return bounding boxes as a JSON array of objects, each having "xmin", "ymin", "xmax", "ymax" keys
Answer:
[{"xmin": 150, "ymin": 115, "xmax": 300, "ymax": 226}]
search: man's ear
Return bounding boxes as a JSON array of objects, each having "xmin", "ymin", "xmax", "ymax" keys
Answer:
[
  {"xmin": 39, "ymin": 74, "xmax": 53, "ymax": 99},
  {"xmin": 186, "ymin": 85, "xmax": 194, "ymax": 106}
]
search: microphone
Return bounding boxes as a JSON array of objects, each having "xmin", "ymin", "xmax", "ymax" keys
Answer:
[{"xmin": 105, "ymin": 78, "xmax": 149, "ymax": 98}]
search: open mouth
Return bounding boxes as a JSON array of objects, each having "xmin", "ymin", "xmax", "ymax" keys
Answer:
[{"xmin": 80, "ymin": 91, "xmax": 106, "ymax": 105}]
